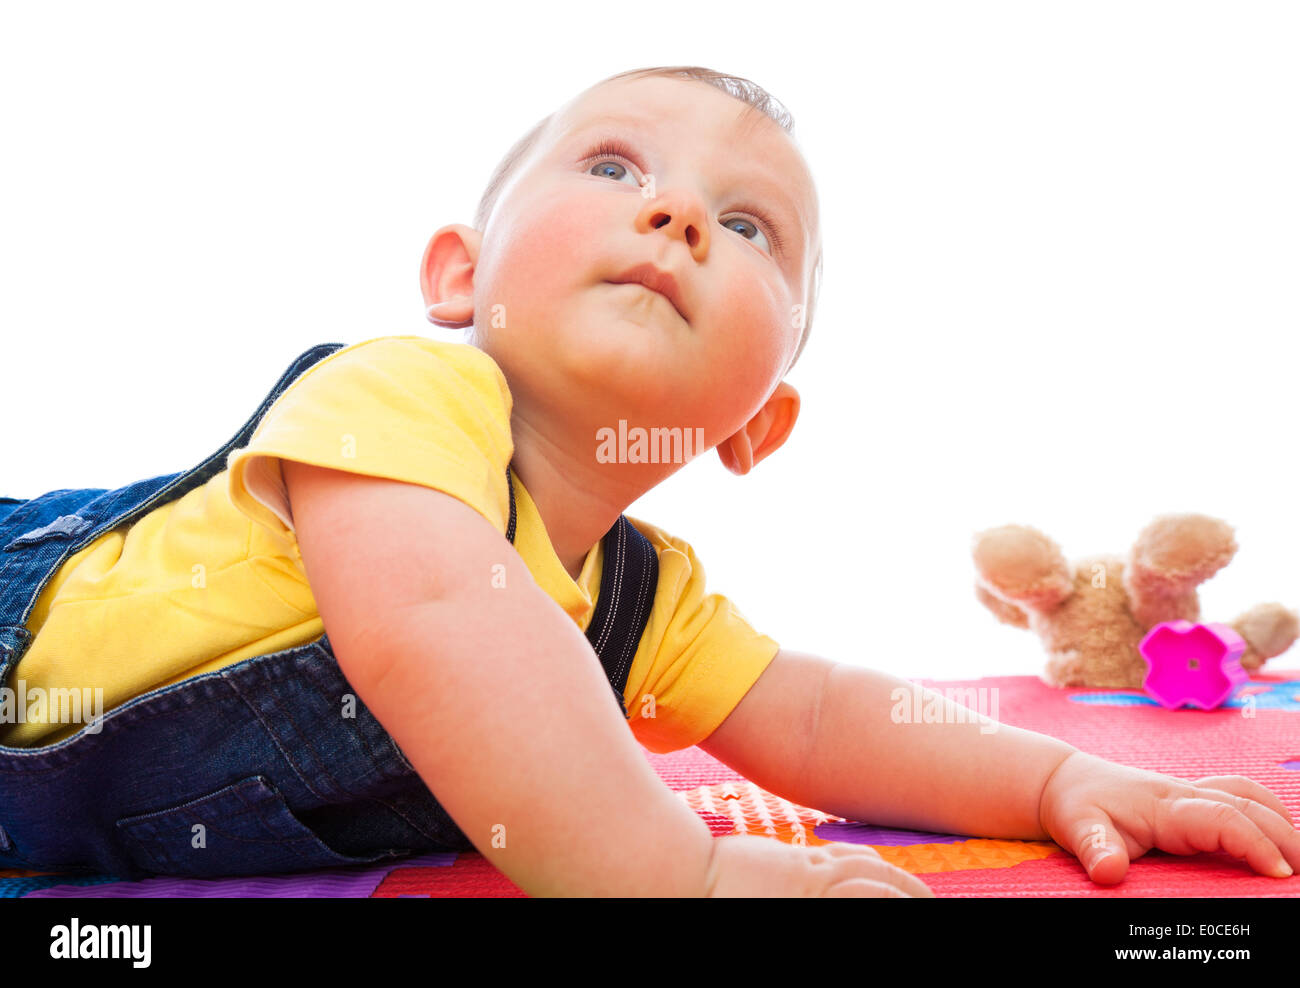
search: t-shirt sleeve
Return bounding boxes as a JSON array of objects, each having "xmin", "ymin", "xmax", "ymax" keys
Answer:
[
  {"xmin": 622, "ymin": 519, "xmax": 782, "ymax": 754},
  {"xmin": 225, "ymin": 336, "xmax": 515, "ymax": 539}
]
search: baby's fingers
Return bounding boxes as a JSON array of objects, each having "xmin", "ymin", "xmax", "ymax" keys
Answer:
[
  {"xmin": 815, "ymin": 842, "xmax": 936, "ymax": 898},
  {"xmin": 1056, "ymin": 814, "xmax": 1132, "ymax": 885},
  {"xmin": 1186, "ymin": 782, "xmax": 1300, "ymax": 874},
  {"xmin": 1161, "ymin": 798, "xmax": 1294, "ymax": 879},
  {"xmin": 1193, "ymin": 775, "xmax": 1296, "ymax": 827},
  {"xmin": 825, "ymin": 879, "xmax": 910, "ymax": 898}
]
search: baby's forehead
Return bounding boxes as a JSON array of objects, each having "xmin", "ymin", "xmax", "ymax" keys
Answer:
[{"xmin": 550, "ymin": 76, "xmax": 783, "ymax": 152}]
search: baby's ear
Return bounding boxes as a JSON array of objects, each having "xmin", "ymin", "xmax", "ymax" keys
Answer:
[
  {"xmin": 717, "ymin": 382, "xmax": 800, "ymax": 476},
  {"xmin": 420, "ymin": 223, "xmax": 480, "ymax": 328}
]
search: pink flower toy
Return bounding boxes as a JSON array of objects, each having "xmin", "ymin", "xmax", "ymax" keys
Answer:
[{"xmin": 1139, "ymin": 620, "xmax": 1249, "ymax": 710}]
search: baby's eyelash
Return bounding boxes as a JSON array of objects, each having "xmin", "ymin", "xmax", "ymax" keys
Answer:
[
  {"xmin": 738, "ymin": 205, "xmax": 787, "ymax": 254},
  {"xmin": 582, "ymin": 138, "xmax": 788, "ymax": 255},
  {"xmin": 584, "ymin": 138, "xmax": 641, "ymax": 169}
]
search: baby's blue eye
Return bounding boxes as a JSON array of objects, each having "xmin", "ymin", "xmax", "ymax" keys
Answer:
[
  {"xmin": 720, "ymin": 216, "xmax": 771, "ymax": 255},
  {"xmin": 589, "ymin": 159, "xmax": 638, "ymax": 185}
]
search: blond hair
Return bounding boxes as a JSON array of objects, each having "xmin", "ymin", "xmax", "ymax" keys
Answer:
[{"xmin": 472, "ymin": 66, "xmax": 822, "ymax": 372}]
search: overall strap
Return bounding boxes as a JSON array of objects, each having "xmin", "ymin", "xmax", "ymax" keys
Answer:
[
  {"xmin": 585, "ymin": 515, "xmax": 659, "ymax": 720},
  {"xmin": 502, "ymin": 468, "xmax": 658, "ymax": 720},
  {"xmin": 504, "ymin": 466, "xmax": 517, "ymax": 544}
]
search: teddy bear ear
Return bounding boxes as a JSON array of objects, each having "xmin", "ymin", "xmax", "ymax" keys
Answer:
[
  {"xmin": 1126, "ymin": 514, "xmax": 1238, "ymax": 600},
  {"xmin": 971, "ymin": 524, "xmax": 1073, "ymax": 613}
]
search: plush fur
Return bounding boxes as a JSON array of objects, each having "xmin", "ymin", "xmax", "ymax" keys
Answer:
[{"xmin": 972, "ymin": 514, "xmax": 1299, "ymax": 688}]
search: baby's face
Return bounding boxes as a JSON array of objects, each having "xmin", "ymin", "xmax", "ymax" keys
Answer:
[{"xmin": 470, "ymin": 75, "xmax": 820, "ymax": 447}]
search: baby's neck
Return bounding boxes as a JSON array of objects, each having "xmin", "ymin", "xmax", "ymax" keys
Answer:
[
  {"xmin": 509, "ymin": 412, "xmax": 666, "ymax": 588},
  {"xmin": 508, "ymin": 436, "xmax": 623, "ymax": 588}
]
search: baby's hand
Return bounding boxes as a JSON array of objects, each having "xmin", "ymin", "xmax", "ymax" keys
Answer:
[
  {"xmin": 706, "ymin": 833, "xmax": 935, "ymax": 897},
  {"xmin": 1038, "ymin": 750, "xmax": 1300, "ymax": 885}
]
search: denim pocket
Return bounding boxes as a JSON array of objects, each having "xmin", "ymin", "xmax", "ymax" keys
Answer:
[{"xmin": 114, "ymin": 774, "xmax": 402, "ymax": 878}]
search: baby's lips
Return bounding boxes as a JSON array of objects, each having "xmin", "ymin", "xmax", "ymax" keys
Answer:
[{"xmin": 1139, "ymin": 621, "xmax": 1248, "ymax": 710}]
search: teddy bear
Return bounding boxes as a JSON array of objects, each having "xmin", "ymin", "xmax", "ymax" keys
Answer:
[{"xmin": 971, "ymin": 514, "xmax": 1299, "ymax": 689}]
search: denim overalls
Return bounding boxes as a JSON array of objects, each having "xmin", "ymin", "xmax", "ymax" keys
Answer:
[{"xmin": 0, "ymin": 342, "xmax": 658, "ymax": 880}]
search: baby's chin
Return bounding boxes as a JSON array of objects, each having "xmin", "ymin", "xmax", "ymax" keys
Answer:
[
  {"xmin": 526, "ymin": 321, "xmax": 701, "ymax": 413},
  {"xmin": 562, "ymin": 300, "xmax": 686, "ymax": 359}
]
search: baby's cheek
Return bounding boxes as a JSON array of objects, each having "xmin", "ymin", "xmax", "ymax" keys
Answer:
[
  {"xmin": 716, "ymin": 270, "xmax": 790, "ymax": 361},
  {"xmin": 491, "ymin": 190, "xmax": 599, "ymax": 291}
]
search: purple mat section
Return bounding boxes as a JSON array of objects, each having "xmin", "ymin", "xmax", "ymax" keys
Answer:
[
  {"xmin": 814, "ymin": 821, "xmax": 967, "ymax": 846},
  {"xmin": 1, "ymin": 874, "xmax": 121, "ymax": 899},
  {"xmin": 25, "ymin": 851, "xmax": 458, "ymax": 898}
]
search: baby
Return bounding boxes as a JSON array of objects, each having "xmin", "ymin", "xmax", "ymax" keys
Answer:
[{"xmin": 1, "ymin": 65, "xmax": 1296, "ymax": 897}]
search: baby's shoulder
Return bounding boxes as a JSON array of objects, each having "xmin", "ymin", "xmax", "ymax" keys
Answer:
[
  {"xmin": 331, "ymin": 334, "xmax": 504, "ymax": 377},
  {"xmin": 287, "ymin": 335, "xmax": 512, "ymax": 413}
]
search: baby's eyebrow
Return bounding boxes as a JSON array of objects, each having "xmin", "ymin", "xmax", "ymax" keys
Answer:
[{"xmin": 562, "ymin": 114, "xmax": 810, "ymax": 250}]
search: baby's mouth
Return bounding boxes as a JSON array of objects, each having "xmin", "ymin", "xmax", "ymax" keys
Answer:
[
  {"xmin": 605, "ymin": 281, "xmax": 685, "ymax": 322},
  {"xmin": 604, "ymin": 264, "xmax": 690, "ymax": 323}
]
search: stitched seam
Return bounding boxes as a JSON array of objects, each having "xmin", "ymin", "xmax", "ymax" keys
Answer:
[
  {"xmin": 610, "ymin": 534, "xmax": 652, "ymax": 704},
  {"xmin": 253, "ymin": 647, "xmax": 402, "ymax": 804},
  {"xmin": 615, "ymin": 537, "xmax": 651, "ymax": 704},
  {"xmin": 117, "ymin": 777, "xmax": 259, "ymax": 824},
  {"xmin": 300, "ymin": 647, "xmax": 394, "ymax": 775},
  {"xmin": 354, "ymin": 793, "xmax": 445, "ymax": 844},
  {"xmin": 594, "ymin": 521, "xmax": 626, "ymax": 655},
  {"xmin": 235, "ymin": 780, "xmax": 324, "ymax": 860},
  {"xmin": 259, "ymin": 677, "xmax": 358, "ymax": 803},
  {"xmin": 0, "ymin": 540, "xmax": 76, "ymax": 630},
  {"xmin": 223, "ymin": 672, "xmax": 334, "ymax": 804}
]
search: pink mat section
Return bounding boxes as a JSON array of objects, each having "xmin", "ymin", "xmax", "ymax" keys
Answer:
[{"xmin": 910, "ymin": 672, "xmax": 1300, "ymax": 897}]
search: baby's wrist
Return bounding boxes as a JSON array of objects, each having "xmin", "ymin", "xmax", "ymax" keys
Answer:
[{"xmin": 1035, "ymin": 747, "xmax": 1087, "ymax": 839}]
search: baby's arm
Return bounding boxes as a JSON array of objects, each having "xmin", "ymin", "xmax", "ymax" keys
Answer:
[
  {"xmin": 283, "ymin": 460, "xmax": 716, "ymax": 896},
  {"xmin": 730, "ymin": 653, "xmax": 1300, "ymax": 882},
  {"xmin": 707, "ymin": 652, "xmax": 1074, "ymax": 839},
  {"xmin": 811, "ymin": 663, "xmax": 1076, "ymax": 836}
]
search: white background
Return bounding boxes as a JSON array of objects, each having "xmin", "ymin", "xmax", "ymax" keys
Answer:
[{"xmin": 2, "ymin": 1, "xmax": 1296, "ymax": 678}]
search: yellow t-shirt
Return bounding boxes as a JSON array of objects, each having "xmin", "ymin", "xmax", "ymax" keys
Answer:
[{"xmin": 3, "ymin": 336, "xmax": 780, "ymax": 753}]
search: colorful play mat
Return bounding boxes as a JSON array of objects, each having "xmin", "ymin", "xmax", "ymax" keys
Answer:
[{"xmin": 5, "ymin": 673, "xmax": 1299, "ymax": 897}]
